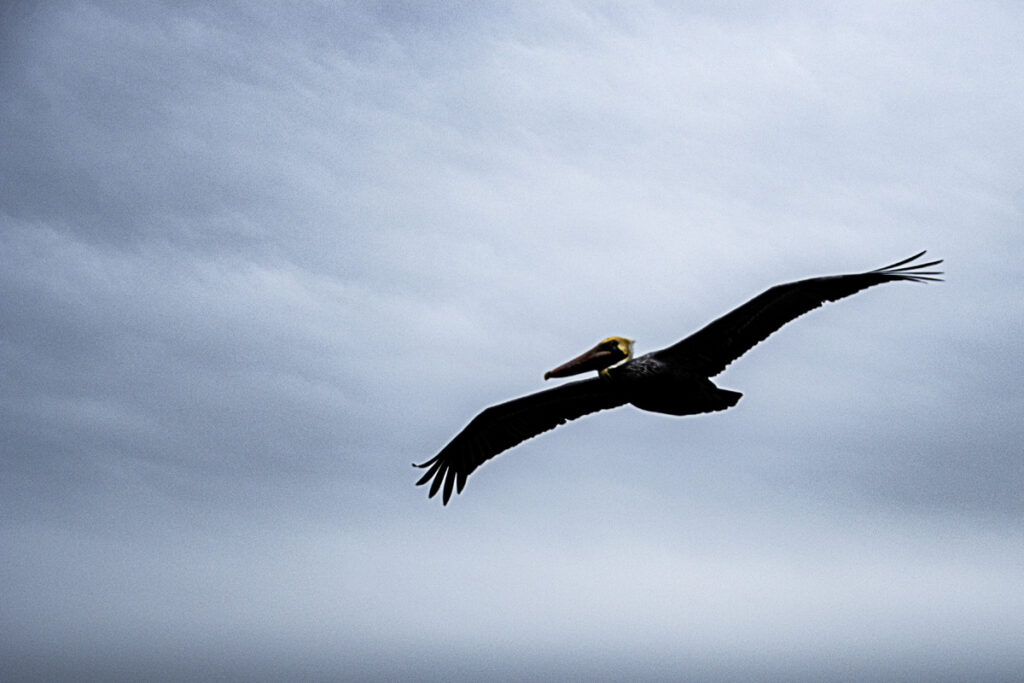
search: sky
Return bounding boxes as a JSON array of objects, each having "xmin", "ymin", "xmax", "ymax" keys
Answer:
[{"xmin": 2, "ymin": 1, "xmax": 1023, "ymax": 680}]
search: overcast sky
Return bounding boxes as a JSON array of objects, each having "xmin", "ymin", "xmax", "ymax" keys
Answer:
[{"xmin": 2, "ymin": 1, "xmax": 1023, "ymax": 680}]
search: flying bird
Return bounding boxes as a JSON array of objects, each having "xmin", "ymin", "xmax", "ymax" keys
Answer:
[{"xmin": 414, "ymin": 252, "xmax": 942, "ymax": 504}]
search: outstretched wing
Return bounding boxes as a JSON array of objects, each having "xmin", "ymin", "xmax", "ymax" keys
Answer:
[
  {"xmin": 654, "ymin": 251, "xmax": 943, "ymax": 377},
  {"xmin": 414, "ymin": 377, "xmax": 628, "ymax": 504}
]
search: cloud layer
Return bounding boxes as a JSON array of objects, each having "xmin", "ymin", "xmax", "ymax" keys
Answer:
[{"xmin": 2, "ymin": 2, "xmax": 1023, "ymax": 679}]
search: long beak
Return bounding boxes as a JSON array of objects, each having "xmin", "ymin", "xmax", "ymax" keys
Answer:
[{"xmin": 544, "ymin": 342, "xmax": 620, "ymax": 380}]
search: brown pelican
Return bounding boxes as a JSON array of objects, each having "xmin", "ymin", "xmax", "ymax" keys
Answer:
[{"xmin": 414, "ymin": 252, "xmax": 942, "ymax": 504}]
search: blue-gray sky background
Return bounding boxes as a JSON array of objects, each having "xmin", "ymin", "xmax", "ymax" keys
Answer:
[{"xmin": 2, "ymin": 2, "xmax": 1022, "ymax": 680}]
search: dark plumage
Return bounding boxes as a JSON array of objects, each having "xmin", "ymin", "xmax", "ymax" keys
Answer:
[{"xmin": 414, "ymin": 252, "xmax": 942, "ymax": 504}]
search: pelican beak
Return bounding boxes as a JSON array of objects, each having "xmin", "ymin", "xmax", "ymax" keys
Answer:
[{"xmin": 544, "ymin": 340, "xmax": 624, "ymax": 380}]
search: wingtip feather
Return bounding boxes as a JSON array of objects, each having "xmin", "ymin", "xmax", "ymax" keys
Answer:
[
  {"xmin": 442, "ymin": 468, "xmax": 455, "ymax": 504},
  {"xmin": 870, "ymin": 251, "xmax": 944, "ymax": 282},
  {"xmin": 428, "ymin": 465, "xmax": 446, "ymax": 498},
  {"xmin": 873, "ymin": 250, "xmax": 927, "ymax": 272},
  {"xmin": 415, "ymin": 460, "xmax": 442, "ymax": 487}
]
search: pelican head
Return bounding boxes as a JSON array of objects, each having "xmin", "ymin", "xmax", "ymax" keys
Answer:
[{"xmin": 543, "ymin": 336, "xmax": 634, "ymax": 380}]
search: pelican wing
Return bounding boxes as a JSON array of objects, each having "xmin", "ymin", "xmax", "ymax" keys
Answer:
[
  {"xmin": 414, "ymin": 377, "xmax": 628, "ymax": 504},
  {"xmin": 654, "ymin": 251, "xmax": 943, "ymax": 377}
]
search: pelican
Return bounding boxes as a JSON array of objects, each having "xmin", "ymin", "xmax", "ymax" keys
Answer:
[{"xmin": 414, "ymin": 252, "xmax": 942, "ymax": 504}]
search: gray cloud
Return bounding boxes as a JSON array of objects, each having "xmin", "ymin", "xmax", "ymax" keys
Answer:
[{"xmin": 2, "ymin": 1, "xmax": 1023, "ymax": 680}]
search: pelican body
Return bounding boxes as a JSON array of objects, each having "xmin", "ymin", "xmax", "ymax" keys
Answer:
[{"xmin": 414, "ymin": 252, "xmax": 942, "ymax": 504}]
